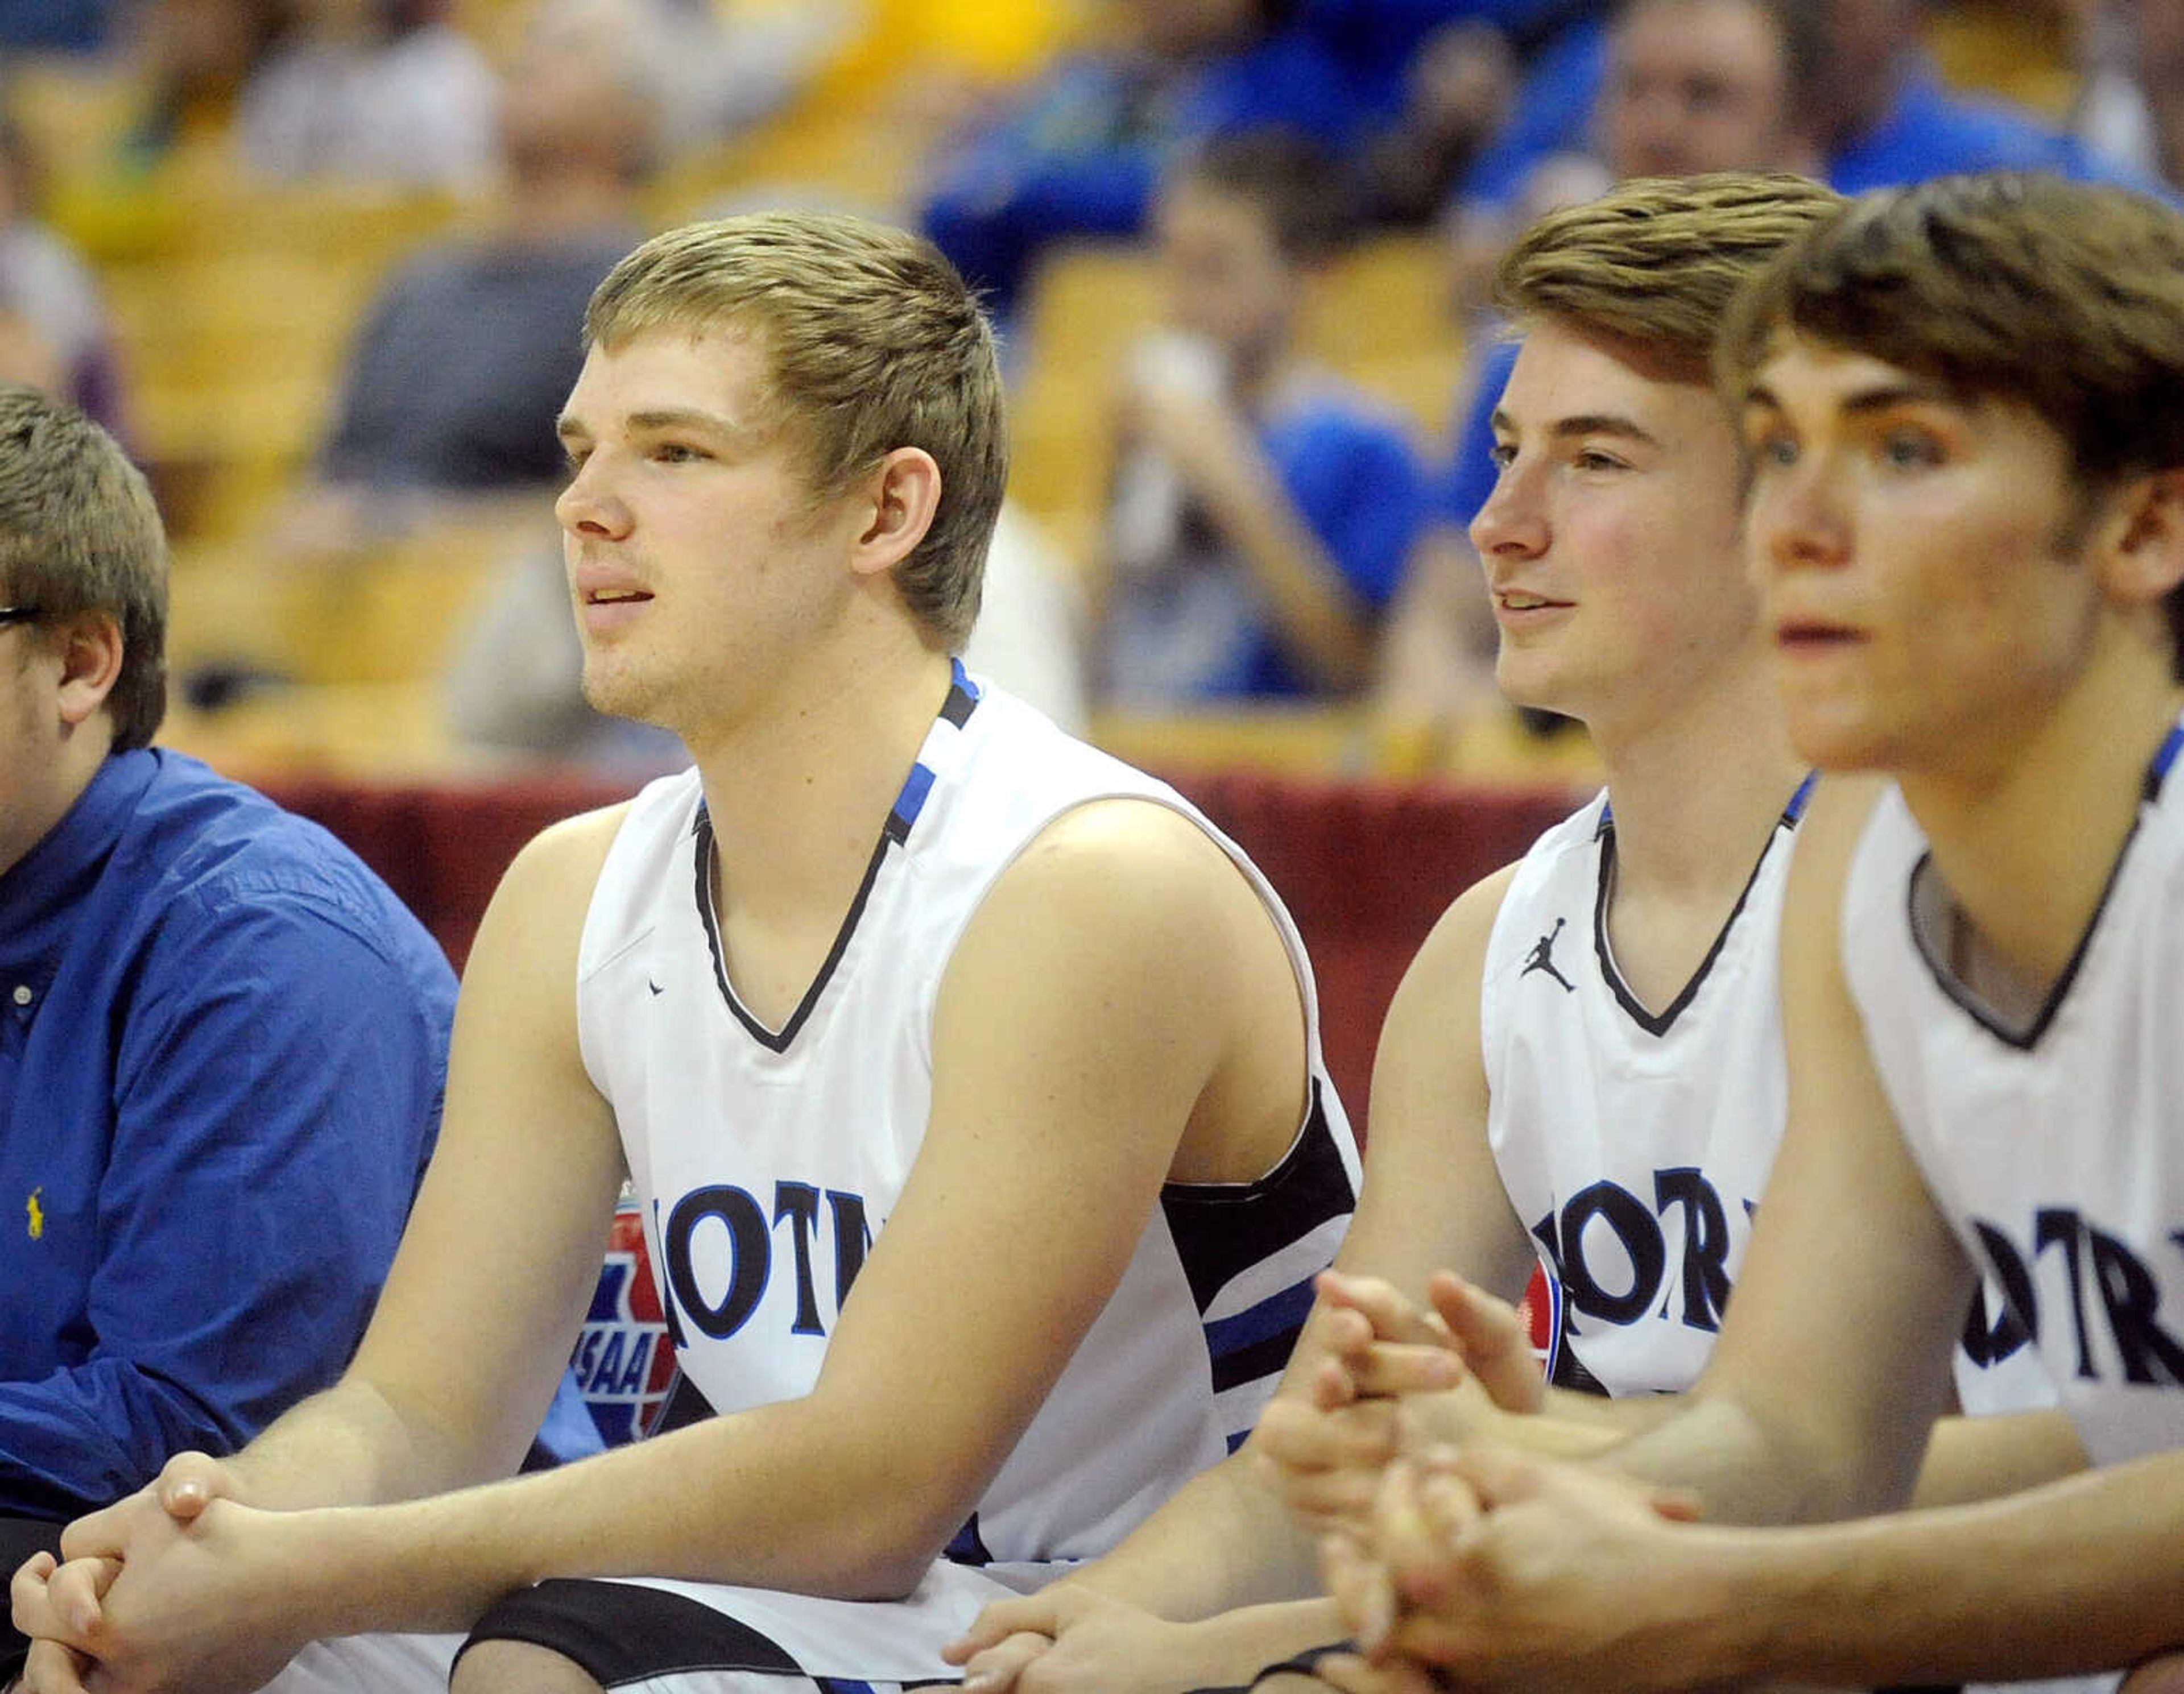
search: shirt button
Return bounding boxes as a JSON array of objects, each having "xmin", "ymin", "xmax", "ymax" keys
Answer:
[{"xmin": 11, "ymin": 985, "xmax": 31, "ymax": 1007}]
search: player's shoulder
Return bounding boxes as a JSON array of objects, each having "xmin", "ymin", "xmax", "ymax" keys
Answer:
[
  {"xmin": 495, "ymin": 800, "xmax": 636, "ymax": 912},
  {"xmin": 992, "ymin": 795, "xmax": 1246, "ymax": 928},
  {"xmin": 1390, "ymin": 859, "xmax": 1524, "ymax": 1021}
]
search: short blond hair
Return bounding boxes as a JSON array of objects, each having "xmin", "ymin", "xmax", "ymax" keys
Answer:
[
  {"xmin": 0, "ymin": 384, "xmax": 167, "ymax": 749},
  {"xmin": 586, "ymin": 212, "xmax": 1006, "ymax": 648},
  {"xmin": 1495, "ymin": 172, "xmax": 1846, "ymax": 380}
]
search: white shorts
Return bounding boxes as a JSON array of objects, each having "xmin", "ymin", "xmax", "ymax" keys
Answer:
[{"xmin": 255, "ymin": 1559, "xmax": 1062, "ymax": 1692}]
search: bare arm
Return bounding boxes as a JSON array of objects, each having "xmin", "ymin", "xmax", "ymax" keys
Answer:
[
  {"xmin": 38, "ymin": 798, "xmax": 1294, "ymax": 1678},
  {"xmin": 1610, "ymin": 778, "xmax": 1971, "ymax": 1522},
  {"xmin": 949, "ymin": 869, "xmax": 1540, "ymax": 1689}
]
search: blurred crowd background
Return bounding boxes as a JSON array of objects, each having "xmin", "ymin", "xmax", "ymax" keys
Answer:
[{"xmin": 0, "ymin": 0, "xmax": 2169, "ymax": 790}]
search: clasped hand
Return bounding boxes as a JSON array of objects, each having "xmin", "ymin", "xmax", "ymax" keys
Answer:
[{"xmin": 9, "ymin": 1452, "xmax": 311, "ymax": 1694}]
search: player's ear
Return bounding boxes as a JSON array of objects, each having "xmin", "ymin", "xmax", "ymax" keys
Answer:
[
  {"xmin": 848, "ymin": 447, "xmax": 941, "ymax": 582},
  {"xmin": 52, "ymin": 608, "xmax": 123, "ymax": 728},
  {"xmin": 2100, "ymin": 466, "xmax": 2184, "ymax": 612}
]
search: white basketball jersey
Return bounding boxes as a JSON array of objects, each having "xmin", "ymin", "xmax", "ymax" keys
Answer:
[
  {"xmin": 1843, "ymin": 722, "xmax": 2184, "ymax": 1469},
  {"xmin": 1481, "ymin": 780, "xmax": 2046, "ymax": 1399},
  {"xmin": 1481, "ymin": 784, "xmax": 1810, "ymax": 1397},
  {"xmin": 574, "ymin": 665, "xmax": 1360, "ymax": 1567}
]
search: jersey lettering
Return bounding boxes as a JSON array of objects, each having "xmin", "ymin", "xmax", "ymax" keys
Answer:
[
  {"xmin": 1532, "ymin": 1169, "xmax": 1744, "ymax": 1333},
  {"xmin": 1976, "ymin": 1212, "xmax": 2184, "ymax": 1386},
  {"xmin": 658, "ymin": 1181, "xmax": 875, "ymax": 1344}
]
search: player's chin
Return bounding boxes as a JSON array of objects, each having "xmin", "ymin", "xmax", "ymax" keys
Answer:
[{"xmin": 1778, "ymin": 695, "xmax": 1891, "ymax": 774}]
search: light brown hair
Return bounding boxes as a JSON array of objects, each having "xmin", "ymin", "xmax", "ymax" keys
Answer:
[
  {"xmin": 1717, "ymin": 172, "xmax": 2184, "ymax": 670},
  {"xmin": 1495, "ymin": 170, "xmax": 1847, "ymax": 382},
  {"xmin": 0, "ymin": 383, "xmax": 167, "ymax": 749},
  {"xmin": 585, "ymin": 212, "xmax": 1007, "ymax": 648}
]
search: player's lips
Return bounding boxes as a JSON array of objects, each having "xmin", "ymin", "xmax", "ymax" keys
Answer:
[
  {"xmin": 1774, "ymin": 616, "xmax": 1864, "ymax": 652},
  {"xmin": 1492, "ymin": 587, "xmax": 1574, "ymax": 626},
  {"xmin": 574, "ymin": 569, "xmax": 655, "ymax": 631}
]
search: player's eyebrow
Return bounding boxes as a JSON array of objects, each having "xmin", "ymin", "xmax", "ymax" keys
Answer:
[
  {"xmin": 555, "ymin": 407, "xmax": 763, "ymax": 449},
  {"xmin": 1490, "ymin": 407, "xmax": 1662, "ymax": 448},
  {"xmin": 1742, "ymin": 376, "xmax": 1959, "ymax": 418}
]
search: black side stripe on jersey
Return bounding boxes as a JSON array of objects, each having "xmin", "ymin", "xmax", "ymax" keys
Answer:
[
  {"xmin": 460, "ymin": 1578, "xmax": 803, "ymax": 1679},
  {"xmin": 1158, "ymin": 1079, "xmax": 1353, "ymax": 1314},
  {"xmin": 648, "ymin": 1368, "xmax": 719, "ymax": 1436},
  {"xmin": 944, "ymin": 1511, "xmax": 995, "ymax": 1567},
  {"xmin": 1548, "ymin": 1337, "xmax": 1609, "ymax": 1397}
]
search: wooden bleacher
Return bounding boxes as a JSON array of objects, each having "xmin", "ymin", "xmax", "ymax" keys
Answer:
[{"xmin": 5, "ymin": 20, "xmax": 1585, "ymax": 797}]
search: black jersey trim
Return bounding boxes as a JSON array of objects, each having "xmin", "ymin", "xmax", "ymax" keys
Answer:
[
  {"xmin": 647, "ymin": 1368, "xmax": 719, "ymax": 1438},
  {"xmin": 688, "ymin": 669, "xmax": 982, "ymax": 1055},
  {"xmin": 1591, "ymin": 782, "xmax": 1809, "ymax": 1038},
  {"xmin": 694, "ymin": 807, "xmax": 892, "ymax": 1054},
  {"xmin": 1159, "ymin": 1078, "xmax": 1354, "ymax": 1314},
  {"xmin": 1904, "ymin": 831, "xmax": 2129, "ymax": 1053},
  {"xmin": 1547, "ymin": 1333, "xmax": 1609, "ymax": 1395},
  {"xmin": 458, "ymin": 1579, "xmax": 802, "ymax": 1682},
  {"xmin": 1905, "ymin": 716, "xmax": 2181, "ymax": 1051}
]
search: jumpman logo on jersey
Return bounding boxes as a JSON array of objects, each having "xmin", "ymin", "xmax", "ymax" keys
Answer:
[
  {"xmin": 1522, "ymin": 917, "xmax": 1577, "ymax": 992},
  {"xmin": 26, "ymin": 1186, "xmax": 43, "ymax": 1240}
]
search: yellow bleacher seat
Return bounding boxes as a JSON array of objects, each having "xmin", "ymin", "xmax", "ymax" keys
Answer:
[{"xmin": 175, "ymin": 504, "xmax": 527, "ymax": 686}]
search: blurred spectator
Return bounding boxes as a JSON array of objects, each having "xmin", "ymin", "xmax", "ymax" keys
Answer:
[
  {"xmin": 2075, "ymin": 0, "xmax": 2184, "ymax": 187},
  {"xmin": 1297, "ymin": 0, "xmax": 1591, "ymax": 116},
  {"xmin": 1458, "ymin": 0, "xmax": 2164, "ymax": 245},
  {"xmin": 0, "ymin": 115, "xmax": 126, "ymax": 436},
  {"xmin": 115, "ymin": 0, "xmax": 288, "ymax": 172},
  {"xmin": 1098, "ymin": 130, "xmax": 1428, "ymax": 705},
  {"xmin": 920, "ymin": 0, "xmax": 1376, "ymax": 321},
  {"xmin": 645, "ymin": 0, "xmax": 858, "ymax": 156},
  {"xmin": 270, "ymin": 0, "xmax": 657, "ymax": 559},
  {"xmin": 0, "ymin": 0, "xmax": 118, "ymax": 51},
  {"xmin": 1449, "ymin": 0, "xmax": 1813, "ymax": 313},
  {"xmin": 234, "ymin": 0, "xmax": 498, "ymax": 189},
  {"xmin": 1355, "ymin": 19, "xmax": 1519, "ymax": 229}
]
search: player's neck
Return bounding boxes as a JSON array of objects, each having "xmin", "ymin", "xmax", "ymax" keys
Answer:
[
  {"xmin": 1591, "ymin": 651, "xmax": 1806, "ymax": 903},
  {"xmin": 685, "ymin": 633, "xmax": 956, "ymax": 925},
  {"xmin": 1904, "ymin": 632, "xmax": 2184, "ymax": 996}
]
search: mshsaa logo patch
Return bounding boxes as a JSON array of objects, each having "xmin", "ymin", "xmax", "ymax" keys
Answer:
[{"xmin": 573, "ymin": 1203, "xmax": 678, "ymax": 1445}]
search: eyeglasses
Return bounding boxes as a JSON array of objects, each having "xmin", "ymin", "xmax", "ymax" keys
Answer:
[{"xmin": 0, "ymin": 606, "xmax": 43, "ymax": 625}]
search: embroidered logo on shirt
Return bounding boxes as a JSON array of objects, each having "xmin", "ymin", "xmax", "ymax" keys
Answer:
[
  {"xmin": 26, "ymin": 1186, "xmax": 43, "ymax": 1240},
  {"xmin": 1521, "ymin": 917, "xmax": 1577, "ymax": 993}
]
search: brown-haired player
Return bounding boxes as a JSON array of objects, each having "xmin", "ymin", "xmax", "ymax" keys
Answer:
[
  {"xmin": 1303, "ymin": 172, "xmax": 2184, "ymax": 1691},
  {"xmin": 951, "ymin": 168, "xmax": 2114, "ymax": 1694},
  {"xmin": 943, "ymin": 170, "xmax": 1972, "ymax": 1694},
  {"xmin": 9, "ymin": 211, "xmax": 1362, "ymax": 1693}
]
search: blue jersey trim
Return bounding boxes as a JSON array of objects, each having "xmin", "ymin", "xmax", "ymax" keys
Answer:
[{"xmin": 1204, "ymin": 1274, "xmax": 1319, "ymax": 1360}]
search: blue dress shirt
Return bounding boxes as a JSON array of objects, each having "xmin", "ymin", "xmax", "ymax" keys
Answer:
[
  {"xmin": 0, "ymin": 749, "xmax": 454, "ymax": 1518},
  {"xmin": 1455, "ymin": 28, "xmax": 2173, "ymax": 221}
]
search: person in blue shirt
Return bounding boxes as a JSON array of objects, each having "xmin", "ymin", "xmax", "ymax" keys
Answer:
[
  {"xmin": 919, "ymin": 0, "xmax": 1376, "ymax": 322},
  {"xmin": 1099, "ymin": 129, "xmax": 1430, "ymax": 704},
  {"xmin": 1455, "ymin": 0, "xmax": 2165, "ymax": 246},
  {"xmin": 0, "ymin": 384, "xmax": 456, "ymax": 1676}
]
